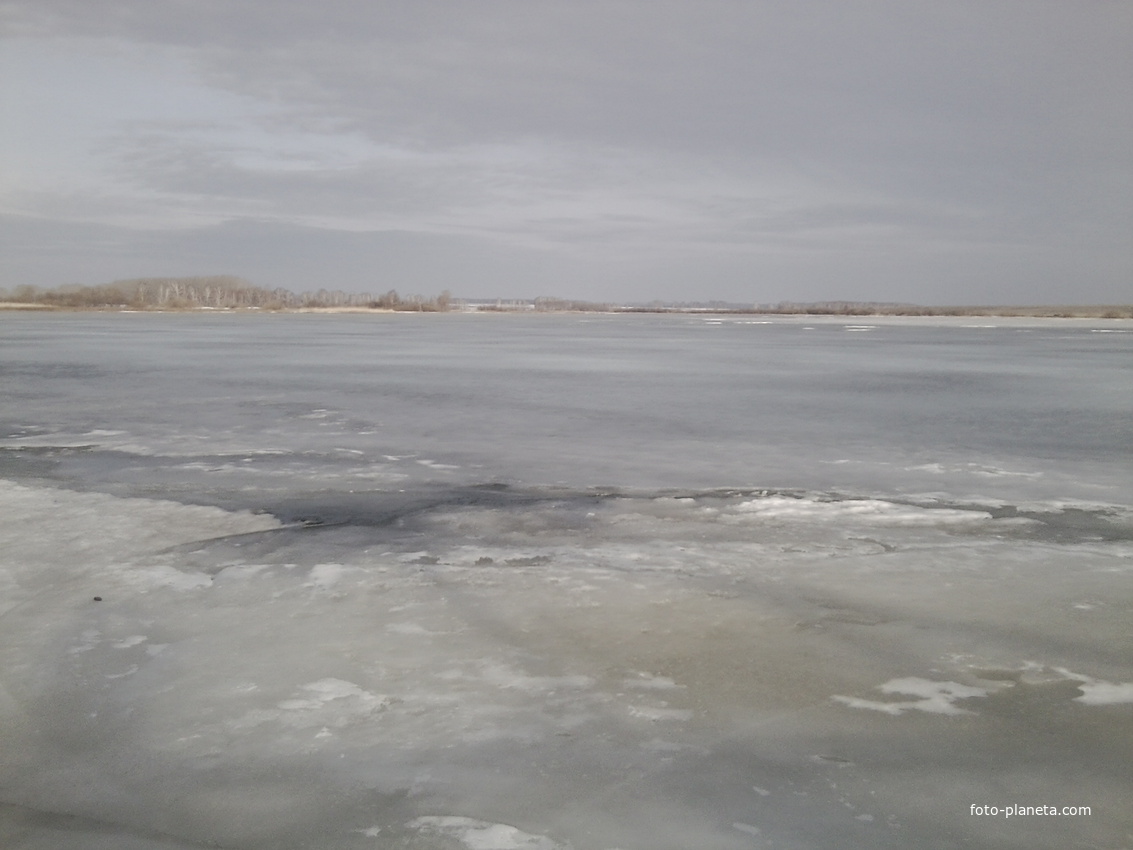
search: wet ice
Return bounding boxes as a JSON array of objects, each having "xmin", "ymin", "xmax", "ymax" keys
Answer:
[{"xmin": 1, "ymin": 313, "xmax": 1131, "ymax": 849}]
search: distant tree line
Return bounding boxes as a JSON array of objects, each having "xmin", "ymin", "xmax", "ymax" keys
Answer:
[
  {"xmin": 0, "ymin": 277, "xmax": 453, "ymax": 311},
  {"xmin": 514, "ymin": 298, "xmax": 1131, "ymax": 318},
  {"xmin": 620, "ymin": 300, "xmax": 1132, "ymax": 319},
  {"xmin": 2, "ymin": 279, "xmax": 1127, "ymax": 318},
  {"xmin": 752, "ymin": 301, "xmax": 1132, "ymax": 318},
  {"xmin": 533, "ymin": 297, "xmax": 616, "ymax": 312}
]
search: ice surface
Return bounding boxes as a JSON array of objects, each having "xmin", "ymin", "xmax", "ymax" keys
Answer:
[
  {"xmin": 3, "ymin": 477, "xmax": 1130, "ymax": 848},
  {"xmin": 730, "ymin": 495, "xmax": 993, "ymax": 524},
  {"xmin": 2, "ymin": 314, "xmax": 1131, "ymax": 849},
  {"xmin": 0, "ymin": 479, "xmax": 279, "ymax": 615},
  {"xmin": 406, "ymin": 817, "xmax": 566, "ymax": 850}
]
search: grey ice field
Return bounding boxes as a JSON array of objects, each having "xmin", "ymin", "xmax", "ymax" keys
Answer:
[{"xmin": 1, "ymin": 312, "xmax": 1131, "ymax": 849}]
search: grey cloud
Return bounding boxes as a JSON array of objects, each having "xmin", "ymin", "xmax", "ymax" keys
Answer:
[
  {"xmin": 12, "ymin": 2, "xmax": 1127, "ymax": 154},
  {"xmin": 0, "ymin": 214, "xmax": 608, "ymax": 296},
  {"xmin": 2, "ymin": 1, "xmax": 1130, "ymax": 303},
  {"xmin": 6, "ymin": 211, "xmax": 1123, "ymax": 307}
]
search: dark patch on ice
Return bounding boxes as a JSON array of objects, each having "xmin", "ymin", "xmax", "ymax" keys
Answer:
[
  {"xmin": 0, "ymin": 362, "xmax": 106, "ymax": 380},
  {"xmin": 0, "ymin": 445, "xmax": 97, "ymax": 479},
  {"xmin": 848, "ymin": 536, "xmax": 899, "ymax": 553},
  {"xmin": 5, "ymin": 443, "xmax": 1132, "ymax": 550},
  {"xmin": 0, "ymin": 800, "xmax": 225, "ymax": 849},
  {"xmin": 1010, "ymin": 504, "xmax": 1133, "ymax": 542},
  {"xmin": 127, "ymin": 484, "xmax": 1133, "ymax": 582},
  {"xmin": 250, "ymin": 482, "xmax": 619, "ymax": 533},
  {"xmin": 0, "ymin": 445, "xmax": 96, "ymax": 456},
  {"xmin": 0, "ymin": 422, "xmax": 57, "ymax": 440},
  {"xmin": 504, "ymin": 555, "xmax": 553, "ymax": 566},
  {"xmin": 880, "ymin": 495, "xmax": 1133, "ymax": 543}
]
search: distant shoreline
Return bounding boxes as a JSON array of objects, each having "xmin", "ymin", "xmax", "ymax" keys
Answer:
[
  {"xmin": 2, "ymin": 302, "xmax": 1130, "ymax": 319},
  {"xmin": 4, "ymin": 277, "xmax": 1128, "ymax": 318}
]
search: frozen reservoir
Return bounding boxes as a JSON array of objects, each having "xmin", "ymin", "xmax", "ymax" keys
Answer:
[{"xmin": 1, "ymin": 312, "xmax": 1130, "ymax": 849}]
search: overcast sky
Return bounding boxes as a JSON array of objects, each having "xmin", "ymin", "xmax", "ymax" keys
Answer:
[{"xmin": 2, "ymin": 1, "xmax": 1130, "ymax": 304}]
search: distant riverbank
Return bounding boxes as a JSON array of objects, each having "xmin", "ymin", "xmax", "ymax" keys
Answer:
[
  {"xmin": 3, "ymin": 301, "xmax": 1130, "ymax": 319},
  {"xmin": 4, "ymin": 277, "xmax": 1129, "ymax": 317}
]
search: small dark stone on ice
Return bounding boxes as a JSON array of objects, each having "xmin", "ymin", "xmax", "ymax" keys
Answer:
[{"xmin": 93, "ymin": 597, "xmax": 103, "ymax": 602}]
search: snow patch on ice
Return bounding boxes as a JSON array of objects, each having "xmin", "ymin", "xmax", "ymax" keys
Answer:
[
  {"xmin": 833, "ymin": 678, "xmax": 991, "ymax": 715},
  {"xmin": 642, "ymin": 738, "xmax": 685, "ymax": 753},
  {"xmin": 1053, "ymin": 668, "xmax": 1133, "ymax": 705},
  {"xmin": 622, "ymin": 672, "xmax": 682, "ymax": 690},
  {"xmin": 67, "ymin": 629, "xmax": 101, "ymax": 654},
  {"xmin": 407, "ymin": 816, "xmax": 567, "ymax": 849},
  {"xmin": 909, "ymin": 463, "xmax": 947, "ymax": 474},
  {"xmin": 417, "ymin": 459, "xmax": 461, "ymax": 470},
  {"xmin": 277, "ymin": 678, "xmax": 386, "ymax": 711},
  {"xmin": 730, "ymin": 496, "xmax": 988, "ymax": 525},
  {"xmin": 627, "ymin": 705, "xmax": 693, "ymax": 722},
  {"xmin": 907, "ymin": 462, "xmax": 1041, "ymax": 479},
  {"xmin": 386, "ymin": 622, "xmax": 438, "ymax": 635},
  {"xmin": 1075, "ymin": 682, "xmax": 1133, "ymax": 705},
  {"xmin": 304, "ymin": 563, "xmax": 353, "ymax": 590},
  {"xmin": 959, "ymin": 662, "xmax": 1133, "ymax": 706},
  {"xmin": 230, "ymin": 678, "xmax": 391, "ymax": 731},
  {"xmin": 478, "ymin": 663, "xmax": 595, "ymax": 694},
  {"xmin": 112, "ymin": 635, "xmax": 147, "ymax": 649},
  {"xmin": 126, "ymin": 565, "xmax": 211, "ymax": 591},
  {"xmin": 0, "ymin": 480, "xmax": 280, "ymax": 581}
]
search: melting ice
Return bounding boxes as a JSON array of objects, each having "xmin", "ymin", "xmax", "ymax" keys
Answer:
[{"xmin": 1, "ymin": 313, "xmax": 1131, "ymax": 849}]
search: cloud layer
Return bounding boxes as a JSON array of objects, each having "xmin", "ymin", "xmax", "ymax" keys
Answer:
[{"xmin": 2, "ymin": 1, "xmax": 1130, "ymax": 302}]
